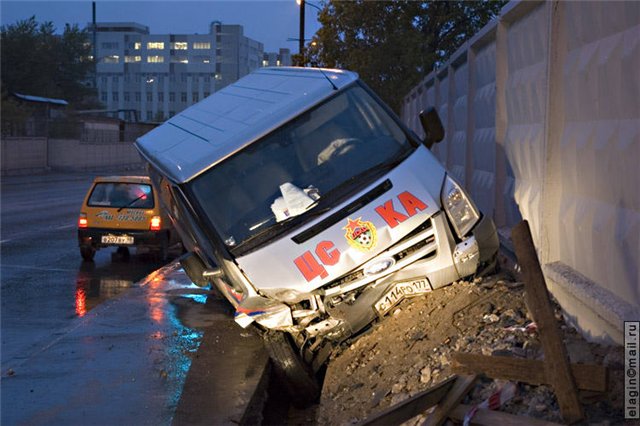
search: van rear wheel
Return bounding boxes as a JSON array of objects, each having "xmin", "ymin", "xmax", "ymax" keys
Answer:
[
  {"xmin": 80, "ymin": 245, "xmax": 95, "ymax": 261},
  {"xmin": 262, "ymin": 331, "xmax": 320, "ymax": 408}
]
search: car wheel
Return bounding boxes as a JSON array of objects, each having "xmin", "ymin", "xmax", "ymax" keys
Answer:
[
  {"xmin": 262, "ymin": 331, "xmax": 320, "ymax": 408},
  {"xmin": 80, "ymin": 245, "xmax": 96, "ymax": 261}
]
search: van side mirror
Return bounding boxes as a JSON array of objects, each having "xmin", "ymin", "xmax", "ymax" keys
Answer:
[
  {"xmin": 179, "ymin": 251, "xmax": 221, "ymax": 287},
  {"xmin": 419, "ymin": 108, "xmax": 445, "ymax": 150}
]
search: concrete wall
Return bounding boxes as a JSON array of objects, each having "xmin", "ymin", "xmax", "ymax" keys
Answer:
[
  {"xmin": 1, "ymin": 137, "xmax": 143, "ymax": 175},
  {"xmin": 402, "ymin": 0, "xmax": 639, "ymax": 344}
]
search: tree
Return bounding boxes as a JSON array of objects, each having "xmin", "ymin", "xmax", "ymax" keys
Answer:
[
  {"xmin": 307, "ymin": 1, "xmax": 506, "ymax": 113},
  {"xmin": 1, "ymin": 16, "xmax": 99, "ymax": 109}
]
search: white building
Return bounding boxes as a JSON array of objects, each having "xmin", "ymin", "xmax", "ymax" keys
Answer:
[{"xmin": 91, "ymin": 21, "xmax": 264, "ymax": 121}]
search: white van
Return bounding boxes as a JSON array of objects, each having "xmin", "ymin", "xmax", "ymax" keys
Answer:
[{"xmin": 136, "ymin": 67, "xmax": 498, "ymax": 405}]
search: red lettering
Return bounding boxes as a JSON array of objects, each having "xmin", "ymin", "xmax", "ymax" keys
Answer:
[
  {"xmin": 375, "ymin": 200, "xmax": 408, "ymax": 228},
  {"xmin": 315, "ymin": 240, "xmax": 340, "ymax": 266},
  {"xmin": 398, "ymin": 192, "xmax": 427, "ymax": 217},
  {"xmin": 294, "ymin": 251, "xmax": 328, "ymax": 282}
]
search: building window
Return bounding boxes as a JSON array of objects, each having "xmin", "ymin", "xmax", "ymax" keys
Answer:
[
  {"xmin": 181, "ymin": 92, "xmax": 187, "ymax": 102},
  {"xmin": 215, "ymin": 63, "xmax": 221, "ymax": 73},
  {"xmin": 147, "ymin": 111, "xmax": 153, "ymax": 121},
  {"xmin": 171, "ymin": 56, "xmax": 189, "ymax": 64},
  {"xmin": 204, "ymin": 75, "xmax": 210, "ymax": 83},
  {"xmin": 193, "ymin": 56, "xmax": 210, "ymax": 64},
  {"xmin": 169, "ymin": 111, "xmax": 175, "ymax": 117},
  {"xmin": 171, "ymin": 41, "xmax": 188, "ymax": 50},
  {"xmin": 135, "ymin": 92, "xmax": 141, "ymax": 102},
  {"xmin": 147, "ymin": 55, "xmax": 165, "ymax": 63},
  {"xmin": 192, "ymin": 93, "xmax": 199, "ymax": 102},
  {"xmin": 215, "ymin": 73, "xmax": 222, "ymax": 80},
  {"xmin": 124, "ymin": 75, "xmax": 130, "ymax": 83},
  {"xmin": 276, "ymin": 60, "xmax": 281, "ymax": 66},
  {"xmin": 216, "ymin": 48, "xmax": 222, "ymax": 57},
  {"xmin": 113, "ymin": 76, "xmax": 119, "ymax": 83},
  {"xmin": 181, "ymin": 74, "xmax": 187, "ymax": 83},
  {"xmin": 169, "ymin": 92, "xmax": 175, "ymax": 102},
  {"xmin": 101, "ymin": 92, "xmax": 107, "ymax": 102},
  {"xmin": 134, "ymin": 74, "xmax": 141, "ymax": 83},
  {"xmin": 112, "ymin": 92, "xmax": 119, "ymax": 101},
  {"xmin": 146, "ymin": 92, "xmax": 153, "ymax": 102},
  {"xmin": 204, "ymin": 92, "xmax": 210, "ymax": 98},
  {"xmin": 158, "ymin": 92, "xmax": 164, "ymax": 102},
  {"xmin": 103, "ymin": 55, "xmax": 119, "ymax": 64},
  {"xmin": 124, "ymin": 92, "xmax": 130, "ymax": 102},
  {"xmin": 147, "ymin": 41, "xmax": 165, "ymax": 50},
  {"xmin": 262, "ymin": 59, "xmax": 268, "ymax": 67},
  {"xmin": 101, "ymin": 41, "xmax": 119, "ymax": 49},
  {"xmin": 101, "ymin": 76, "xmax": 108, "ymax": 84},
  {"xmin": 125, "ymin": 55, "xmax": 141, "ymax": 63},
  {"xmin": 134, "ymin": 42, "xmax": 141, "ymax": 50},
  {"xmin": 193, "ymin": 42, "xmax": 211, "ymax": 49}
]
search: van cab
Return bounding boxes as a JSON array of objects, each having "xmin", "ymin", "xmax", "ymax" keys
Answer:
[
  {"xmin": 77, "ymin": 176, "xmax": 175, "ymax": 261},
  {"xmin": 135, "ymin": 67, "xmax": 499, "ymax": 405}
]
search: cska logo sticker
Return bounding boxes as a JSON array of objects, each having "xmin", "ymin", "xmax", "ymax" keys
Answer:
[{"xmin": 343, "ymin": 217, "xmax": 377, "ymax": 252}]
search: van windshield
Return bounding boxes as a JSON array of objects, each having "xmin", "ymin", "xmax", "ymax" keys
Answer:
[{"xmin": 189, "ymin": 84, "xmax": 415, "ymax": 252}]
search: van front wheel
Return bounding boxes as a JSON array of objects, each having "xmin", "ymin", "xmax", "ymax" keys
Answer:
[{"xmin": 262, "ymin": 331, "xmax": 320, "ymax": 408}]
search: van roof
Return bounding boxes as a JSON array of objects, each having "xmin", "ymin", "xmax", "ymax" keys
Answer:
[{"xmin": 135, "ymin": 67, "xmax": 359, "ymax": 184}]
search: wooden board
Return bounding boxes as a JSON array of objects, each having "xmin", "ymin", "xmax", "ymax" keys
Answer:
[
  {"xmin": 452, "ymin": 353, "xmax": 607, "ymax": 392},
  {"xmin": 423, "ymin": 374, "xmax": 477, "ymax": 426},
  {"xmin": 357, "ymin": 376, "xmax": 456, "ymax": 426},
  {"xmin": 512, "ymin": 220, "xmax": 584, "ymax": 423}
]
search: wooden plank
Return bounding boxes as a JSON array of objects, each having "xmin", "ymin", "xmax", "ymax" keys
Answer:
[
  {"xmin": 357, "ymin": 376, "xmax": 456, "ymax": 426},
  {"xmin": 512, "ymin": 220, "xmax": 584, "ymax": 423},
  {"xmin": 422, "ymin": 374, "xmax": 477, "ymax": 426},
  {"xmin": 449, "ymin": 403, "xmax": 564, "ymax": 426},
  {"xmin": 452, "ymin": 353, "xmax": 607, "ymax": 392}
]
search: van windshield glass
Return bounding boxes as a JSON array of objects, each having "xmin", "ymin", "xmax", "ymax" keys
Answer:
[{"xmin": 189, "ymin": 85, "xmax": 414, "ymax": 251}]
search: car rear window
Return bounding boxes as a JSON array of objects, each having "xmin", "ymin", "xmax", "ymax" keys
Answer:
[{"xmin": 87, "ymin": 182, "xmax": 154, "ymax": 209}]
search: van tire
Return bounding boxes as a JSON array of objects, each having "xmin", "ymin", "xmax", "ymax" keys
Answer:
[
  {"xmin": 80, "ymin": 245, "xmax": 95, "ymax": 261},
  {"xmin": 262, "ymin": 331, "xmax": 320, "ymax": 408}
]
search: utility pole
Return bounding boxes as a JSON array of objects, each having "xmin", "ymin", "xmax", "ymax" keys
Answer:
[
  {"xmin": 298, "ymin": 0, "xmax": 305, "ymax": 66},
  {"xmin": 92, "ymin": 2, "xmax": 97, "ymax": 89}
]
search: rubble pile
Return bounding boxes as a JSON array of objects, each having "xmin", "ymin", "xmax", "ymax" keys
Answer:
[{"xmin": 317, "ymin": 272, "xmax": 625, "ymax": 425}]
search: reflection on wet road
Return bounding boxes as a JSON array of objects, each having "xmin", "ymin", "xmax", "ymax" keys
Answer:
[{"xmin": 2, "ymin": 261, "xmax": 213, "ymax": 426}]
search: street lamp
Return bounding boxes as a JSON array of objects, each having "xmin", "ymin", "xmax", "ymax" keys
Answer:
[{"xmin": 296, "ymin": 0, "xmax": 322, "ymax": 66}]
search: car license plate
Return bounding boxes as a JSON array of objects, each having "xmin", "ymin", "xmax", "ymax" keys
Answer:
[
  {"xmin": 374, "ymin": 279, "xmax": 432, "ymax": 316},
  {"xmin": 101, "ymin": 234, "xmax": 134, "ymax": 245}
]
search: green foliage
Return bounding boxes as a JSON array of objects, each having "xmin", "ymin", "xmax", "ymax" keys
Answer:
[
  {"xmin": 307, "ymin": 0, "xmax": 506, "ymax": 113},
  {"xmin": 0, "ymin": 16, "xmax": 98, "ymax": 109}
]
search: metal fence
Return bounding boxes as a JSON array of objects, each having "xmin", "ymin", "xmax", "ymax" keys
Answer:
[{"xmin": 401, "ymin": 0, "xmax": 639, "ymax": 344}]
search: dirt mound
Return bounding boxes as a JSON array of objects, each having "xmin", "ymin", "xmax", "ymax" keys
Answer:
[{"xmin": 317, "ymin": 273, "xmax": 625, "ymax": 425}]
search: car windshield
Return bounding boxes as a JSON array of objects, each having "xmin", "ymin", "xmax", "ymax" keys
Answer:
[
  {"xmin": 189, "ymin": 84, "xmax": 414, "ymax": 251},
  {"xmin": 88, "ymin": 182, "xmax": 154, "ymax": 209}
]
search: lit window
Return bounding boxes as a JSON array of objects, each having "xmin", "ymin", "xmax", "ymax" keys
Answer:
[
  {"xmin": 193, "ymin": 56, "xmax": 209, "ymax": 64},
  {"xmin": 203, "ymin": 59, "xmax": 210, "ymax": 64},
  {"xmin": 262, "ymin": 60, "xmax": 268, "ymax": 67},
  {"xmin": 214, "ymin": 73, "xmax": 222, "ymax": 80},
  {"xmin": 134, "ymin": 42, "xmax": 141, "ymax": 50},
  {"xmin": 193, "ymin": 42, "xmax": 211, "ymax": 49},
  {"xmin": 171, "ymin": 42, "xmax": 188, "ymax": 50},
  {"xmin": 125, "ymin": 55, "xmax": 142, "ymax": 63},
  {"xmin": 276, "ymin": 60, "xmax": 281, "ymax": 66},
  {"xmin": 103, "ymin": 55, "xmax": 119, "ymax": 64},
  {"xmin": 147, "ymin": 55, "xmax": 165, "ymax": 63},
  {"xmin": 171, "ymin": 56, "xmax": 189, "ymax": 64},
  {"xmin": 147, "ymin": 42, "xmax": 165, "ymax": 50}
]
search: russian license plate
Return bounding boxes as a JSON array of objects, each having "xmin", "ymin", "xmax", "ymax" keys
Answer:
[
  {"xmin": 374, "ymin": 279, "xmax": 432, "ymax": 316},
  {"xmin": 101, "ymin": 234, "xmax": 134, "ymax": 245}
]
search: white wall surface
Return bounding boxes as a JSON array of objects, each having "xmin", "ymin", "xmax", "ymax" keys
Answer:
[{"xmin": 402, "ymin": 0, "xmax": 639, "ymax": 344}]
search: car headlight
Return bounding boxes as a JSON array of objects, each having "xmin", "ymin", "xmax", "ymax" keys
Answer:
[{"xmin": 440, "ymin": 174, "xmax": 480, "ymax": 239}]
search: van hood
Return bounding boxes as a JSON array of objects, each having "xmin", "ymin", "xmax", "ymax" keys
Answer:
[{"xmin": 235, "ymin": 147, "xmax": 447, "ymax": 293}]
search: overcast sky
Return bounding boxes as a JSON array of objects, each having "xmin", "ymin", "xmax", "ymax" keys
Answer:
[{"xmin": 1, "ymin": 0, "xmax": 323, "ymax": 52}]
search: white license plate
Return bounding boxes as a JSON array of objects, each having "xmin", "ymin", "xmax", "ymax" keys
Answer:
[
  {"xmin": 101, "ymin": 234, "xmax": 134, "ymax": 245},
  {"xmin": 374, "ymin": 279, "xmax": 432, "ymax": 316}
]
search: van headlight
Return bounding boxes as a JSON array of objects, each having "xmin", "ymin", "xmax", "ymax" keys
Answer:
[{"xmin": 440, "ymin": 174, "xmax": 480, "ymax": 239}]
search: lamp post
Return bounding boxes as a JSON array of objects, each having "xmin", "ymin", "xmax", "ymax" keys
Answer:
[
  {"xmin": 296, "ymin": 0, "xmax": 321, "ymax": 66},
  {"xmin": 298, "ymin": 0, "xmax": 305, "ymax": 65}
]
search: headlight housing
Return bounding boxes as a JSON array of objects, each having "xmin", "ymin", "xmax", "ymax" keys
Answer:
[{"xmin": 440, "ymin": 174, "xmax": 480, "ymax": 239}]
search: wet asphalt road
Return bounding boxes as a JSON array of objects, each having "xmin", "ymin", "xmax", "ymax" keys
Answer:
[{"xmin": 1, "ymin": 172, "xmax": 272, "ymax": 425}]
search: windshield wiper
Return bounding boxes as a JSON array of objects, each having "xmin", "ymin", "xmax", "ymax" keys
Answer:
[{"xmin": 117, "ymin": 194, "xmax": 146, "ymax": 212}]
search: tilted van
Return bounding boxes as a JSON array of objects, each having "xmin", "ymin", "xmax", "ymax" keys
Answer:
[{"xmin": 136, "ymin": 67, "xmax": 499, "ymax": 405}]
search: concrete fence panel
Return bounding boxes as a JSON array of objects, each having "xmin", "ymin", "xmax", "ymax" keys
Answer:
[
  {"xmin": 0, "ymin": 137, "xmax": 48, "ymax": 175},
  {"xmin": 402, "ymin": 0, "xmax": 640, "ymax": 344}
]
